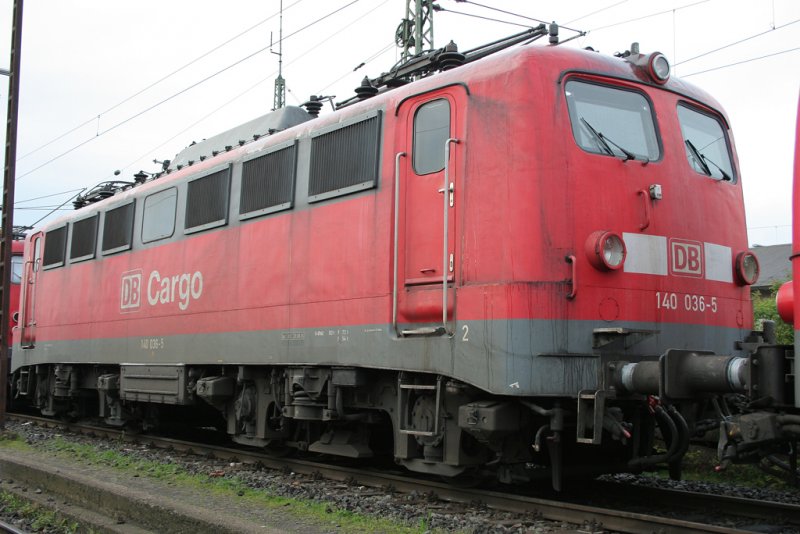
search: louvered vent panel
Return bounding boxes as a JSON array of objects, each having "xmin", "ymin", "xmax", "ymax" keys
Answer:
[
  {"xmin": 186, "ymin": 169, "xmax": 230, "ymax": 231},
  {"xmin": 43, "ymin": 226, "xmax": 67, "ymax": 267},
  {"xmin": 240, "ymin": 144, "xmax": 296, "ymax": 216},
  {"xmin": 70, "ymin": 215, "xmax": 98, "ymax": 260},
  {"xmin": 308, "ymin": 114, "xmax": 381, "ymax": 202},
  {"xmin": 102, "ymin": 202, "xmax": 135, "ymax": 253}
]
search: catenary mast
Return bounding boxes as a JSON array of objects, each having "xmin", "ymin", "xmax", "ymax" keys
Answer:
[{"xmin": 398, "ymin": 0, "xmax": 435, "ymax": 62}]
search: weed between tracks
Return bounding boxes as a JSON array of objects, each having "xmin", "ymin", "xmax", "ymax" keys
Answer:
[
  {"xmin": 1, "ymin": 433, "xmax": 443, "ymax": 533},
  {"xmin": 648, "ymin": 446, "xmax": 794, "ymax": 490},
  {"xmin": 0, "ymin": 490, "xmax": 82, "ymax": 533}
]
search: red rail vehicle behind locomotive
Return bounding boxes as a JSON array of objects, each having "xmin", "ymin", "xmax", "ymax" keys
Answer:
[
  {"xmin": 7, "ymin": 239, "xmax": 24, "ymax": 348},
  {"xmin": 777, "ymin": 94, "xmax": 800, "ymax": 421},
  {"xmin": 11, "ymin": 27, "xmax": 798, "ymax": 488}
]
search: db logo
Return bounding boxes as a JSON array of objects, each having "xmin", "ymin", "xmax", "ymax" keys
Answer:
[
  {"xmin": 121, "ymin": 269, "xmax": 142, "ymax": 312},
  {"xmin": 670, "ymin": 239, "xmax": 703, "ymax": 278}
]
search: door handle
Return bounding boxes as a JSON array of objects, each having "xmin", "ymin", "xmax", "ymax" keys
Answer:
[{"xmin": 437, "ymin": 183, "xmax": 454, "ymax": 207}]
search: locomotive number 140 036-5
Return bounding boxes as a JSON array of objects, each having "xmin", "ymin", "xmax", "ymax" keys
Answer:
[{"xmin": 656, "ymin": 292, "xmax": 718, "ymax": 313}]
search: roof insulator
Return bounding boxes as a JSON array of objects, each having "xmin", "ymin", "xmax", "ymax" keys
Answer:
[
  {"xmin": 133, "ymin": 171, "xmax": 148, "ymax": 184},
  {"xmin": 212, "ymin": 150, "xmax": 219, "ymax": 156},
  {"xmin": 238, "ymin": 140, "xmax": 245, "ymax": 146},
  {"xmin": 437, "ymin": 41, "xmax": 465, "ymax": 71},
  {"xmin": 177, "ymin": 164, "xmax": 183, "ymax": 170},
  {"xmin": 199, "ymin": 155, "xmax": 206, "ymax": 161},
  {"xmin": 253, "ymin": 134, "xmax": 261, "ymax": 140},
  {"xmin": 354, "ymin": 76, "xmax": 379, "ymax": 100},
  {"xmin": 225, "ymin": 145, "xmax": 233, "ymax": 151},
  {"xmin": 302, "ymin": 95, "xmax": 324, "ymax": 117},
  {"xmin": 549, "ymin": 22, "xmax": 559, "ymax": 44},
  {"xmin": 188, "ymin": 160, "xmax": 194, "ymax": 166}
]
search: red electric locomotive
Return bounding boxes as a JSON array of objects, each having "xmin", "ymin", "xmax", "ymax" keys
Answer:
[{"xmin": 11, "ymin": 27, "xmax": 797, "ymax": 488}]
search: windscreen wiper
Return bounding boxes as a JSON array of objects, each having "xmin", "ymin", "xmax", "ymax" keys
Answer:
[
  {"xmin": 685, "ymin": 139, "xmax": 731, "ymax": 181},
  {"xmin": 580, "ymin": 118, "xmax": 614, "ymax": 156},
  {"xmin": 701, "ymin": 154, "xmax": 732, "ymax": 181},
  {"xmin": 580, "ymin": 118, "xmax": 635, "ymax": 161},
  {"xmin": 685, "ymin": 139, "xmax": 712, "ymax": 176}
]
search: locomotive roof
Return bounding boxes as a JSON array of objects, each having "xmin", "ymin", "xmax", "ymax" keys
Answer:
[
  {"xmin": 35, "ymin": 40, "xmax": 728, "ymax": 234},
  {"xmin": 167, "ymin": 106, "xmax": 313, "ymax": 172}
]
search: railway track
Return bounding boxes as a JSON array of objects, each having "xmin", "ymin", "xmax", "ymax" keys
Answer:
[
  {"xmin": 0, "ymin": 519, "xmax": 27, "ymax": 534},
  {"xmin": 7, "ymin": 413, "xmax": 800, "ymax": 534}
]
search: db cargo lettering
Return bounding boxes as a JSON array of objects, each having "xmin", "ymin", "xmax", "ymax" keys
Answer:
[{"xmin": 147, "ymin": 270, "xmax": 203, "ymax": 311}]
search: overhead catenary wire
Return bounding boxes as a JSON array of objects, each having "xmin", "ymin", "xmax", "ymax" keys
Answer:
[
  {"xmin": 565, "ymin": 1, "xmax": 628, "ymax": 25},
  {"xmin": 16, "ymin": 0, "xmax": 362, "ymax": 183},
  {"xmin": 109, "ymin": 1, "xmax": 394, "ymax": 185},
  {"xmin": 7, "ymin": 206, "xmax": 75, "ymax": 211},
  {"xmin": 435, "ymin": 7, "xmax": 537, "ymax": 30},
  {"xmin": 17, "ymin": 0, "xmax": 307, "ymax": 163},
  {"xmin": 452, "ymin": 0, "xmax": 584, "ymax": 34},
  {"xmin": 683, "ymin": 46, "xmax": 800, "ymax": 77},
  {"xmin": 675, "ymin": 18, "xmax": 800, "ymax": 66},
  {"xmin": 315, "ymin": 41, "xmax": 396, "ymax": 95},
  {"xmin": 30, "ymin": 191, "xmax": 86, "ymax": 227},
  {"xmin": 14, "ymin": 188, "xmax": 85, "ymax": 205},
  {"xmin": 588, "ymin": 0, "xmax": 709, "ymax": 32}
]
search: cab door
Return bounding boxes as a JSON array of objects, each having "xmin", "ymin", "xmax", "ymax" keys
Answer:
[
  {"xmin": 394, "ymin": 87, "xmax": 466, "ymax": 334},
  {"xmin": 20, "ymin": 233, "xmax": 41, "ymax": 348}
]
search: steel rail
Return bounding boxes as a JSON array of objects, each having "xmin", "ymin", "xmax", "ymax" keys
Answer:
[
  {"xmin": 587, "ymin": 479, "xmax": 800, "ymax": 525},
  {"xmin": 9, "ymin": 413, "xmax": 797, "ymax": 534},
  {"xmin": 0, "ymin": 519, "xmax": 28, "ymax": 534}
]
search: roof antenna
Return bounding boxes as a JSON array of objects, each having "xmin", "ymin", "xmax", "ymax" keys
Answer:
[{"xmin": 271, "ymin": 0, "xmax": 286, "ymax": 110}]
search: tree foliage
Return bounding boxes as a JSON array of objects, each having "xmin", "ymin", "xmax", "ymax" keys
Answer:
[{"xmin": 751, "ymin": 280, "xmax": 793, "ymax": 345}]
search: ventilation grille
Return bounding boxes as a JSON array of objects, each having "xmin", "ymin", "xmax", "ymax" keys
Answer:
[
  {"xmin": 43, "ymin": 226, "xmax": 67, "ymax": 268},
  {"xmin": 240, "ymin": 144, "xmax": 296, "ymax": 218},
  {"xmin": 308, "ymin": 113, "xmax": 381, "ymax": 202},
  {"xmin": 185, "ymin": 168, "xmax": 230, "ymax": 233},
  {"xmin": 102, "ymin": 202, "xmax": 135, "ymax": 254}
]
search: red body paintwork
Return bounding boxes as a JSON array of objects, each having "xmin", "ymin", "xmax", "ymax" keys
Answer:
[
  {"xmin": 7, "ymin": 240, "xmax": 23, "ymax": 347},
  {"xmin": 13, "ymin": 45, "xmax": 753, "ymax": 379},
  {"xmin": 788, "ymin": 95, "xmax": 800, "ymax": 332}
]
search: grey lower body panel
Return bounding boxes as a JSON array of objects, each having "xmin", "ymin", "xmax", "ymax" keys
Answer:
[{"xmin": 12, "ymin": 318, "xmax": 747, "ymax": 396}]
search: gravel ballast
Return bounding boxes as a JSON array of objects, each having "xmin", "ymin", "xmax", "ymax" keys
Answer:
[{"xmin": 1, "ymin": 419, "xmax": 797, "ymax": 533}]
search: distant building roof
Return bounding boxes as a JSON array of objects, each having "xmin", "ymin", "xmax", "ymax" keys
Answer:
[{"xmin": 750, "ymin": 243, "xmax": 791, "ymax": 291}]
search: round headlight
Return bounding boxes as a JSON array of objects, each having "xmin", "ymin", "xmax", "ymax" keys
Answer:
[
  {"xmin": 776, "ymin": 281, "xmax": 794, "ymax": 325},
  {"xmin": 648, "ymin": 52, "xmax": 670, "ymax": 84},
  {"xmin": 735, "ymin": 251, "xmax": 760, "ymax": 285},
  {"xmin": 585, "ymin": 231, "xmax": 626, "ymax": 271}
]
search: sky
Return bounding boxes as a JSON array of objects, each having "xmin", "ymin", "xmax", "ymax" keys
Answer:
[{"xmin": 0, "ymin": 0, "xmax": 797, "ymax": 245}]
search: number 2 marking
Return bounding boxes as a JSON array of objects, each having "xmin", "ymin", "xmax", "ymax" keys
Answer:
[{"xmin": 461, "ymin": 325, "xmax": 470, "ymax": 342}]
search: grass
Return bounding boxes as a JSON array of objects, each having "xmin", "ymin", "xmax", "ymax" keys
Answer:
[
  {"xmin": 678, "ymin": 446, "xmax": 793, "ymax": 490},
  {"xmin": 0, "ymin": 490, "xmax": 81, "ymax": 533},
  {"xmin": 634, "ymin": 442, "xmax": 795, "ymax": 490},
  {"xmin": 0, "ymin": 433, "xmax": 441, "ymax": 533}
]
